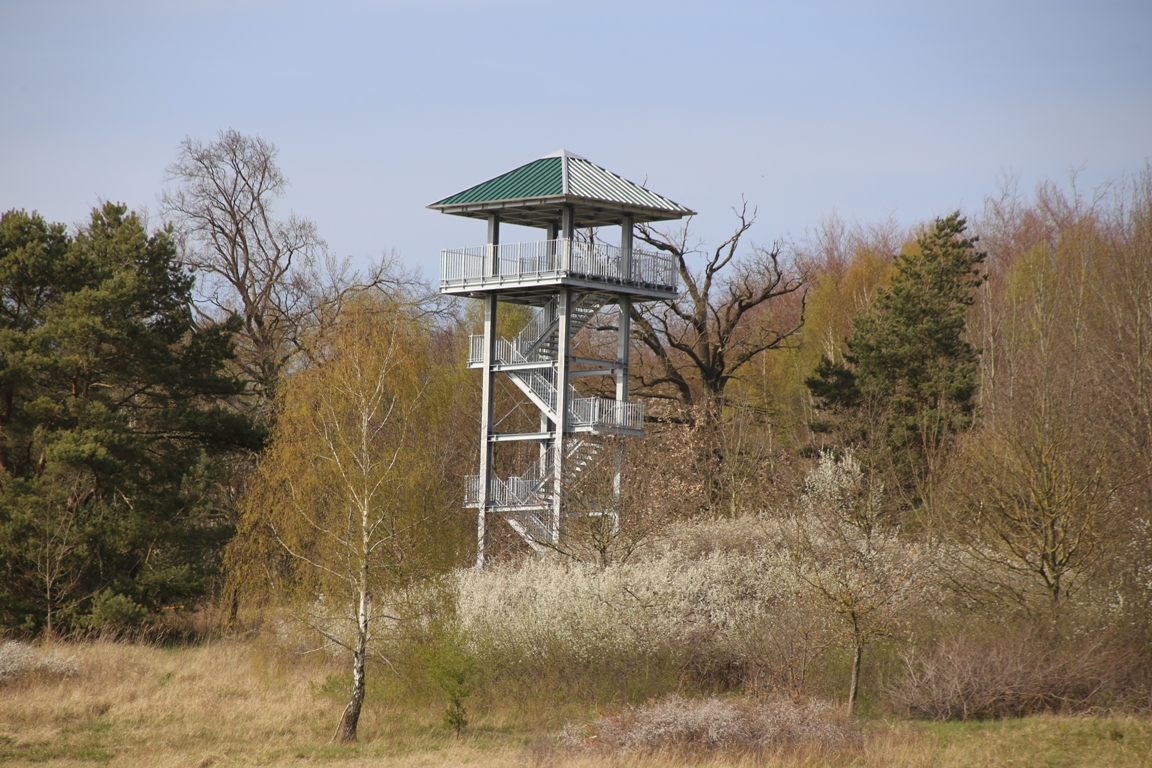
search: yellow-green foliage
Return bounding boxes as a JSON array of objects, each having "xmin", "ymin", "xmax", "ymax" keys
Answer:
[
  {"xmin": 729, "ymin": 225, "xmax": 896, "ymax": 444},
  {"xmin": 228, "ymin": 295, "xmax": 459, "ymax": 616}
]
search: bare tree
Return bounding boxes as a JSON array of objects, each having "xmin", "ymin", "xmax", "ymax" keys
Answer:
[
  {"xmin": 949, "ymin": 215, "xmax": 1135, "ymax": 611},
  {"xmin": 630, "ymin": 204, "xmax": 807, "ymax": 420},
  {"xmin": 607, "ymin": 205, "xmax": 805, "ymax": 512},
  {"xmin": 1093, "ymin": 166, "xmax": 1152, "ymax": 482},
  {"xmin": 161, "ymin": 129, "xmax": 408, "ymax": 415}
]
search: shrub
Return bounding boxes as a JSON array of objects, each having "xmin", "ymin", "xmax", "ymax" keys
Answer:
[
  {"xmin": 420, "ymin": 625, "xmax": 477, "ymax": 735},
  {"xmin": 884, "ymin": 630, "xmax": 1140, "ymax": 719},
  {"xmin": 0, "ymin": 641, "xmax": 79, "ymax": 684},
  {"xmin": 81, "ymin": 591, "xmax": 149, "ymax": 635},
  {"xmin": 451, "ymin": 517, "xmax": 909, "ymax": 701},
  {"xmin": 563, "ymin": 694, "xmax": 860, "ymax": 756},
  {"xmin": 0, "ymin": 641, "xmax": 36, "ymax": 683}
]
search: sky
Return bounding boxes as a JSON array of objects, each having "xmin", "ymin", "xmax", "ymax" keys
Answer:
[{"xmin": 1, "ymin": 0, "xmax": 1150, "ymax": 280}]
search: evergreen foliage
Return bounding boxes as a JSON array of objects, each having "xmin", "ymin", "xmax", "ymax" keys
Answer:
[
  {"xmin": 850, "ymin": 212, "xmax": 985, "ymax": 423},
  {"xmin": 0, "ymin": 204, "xmax": 263, "ymax": 635},
  {"xmin": 807, "ymin": 212, "xmax": 985, "ymax": 508}
]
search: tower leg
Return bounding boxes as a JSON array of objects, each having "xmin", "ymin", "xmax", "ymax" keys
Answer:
[
  {"xmin": 477, "ymin": 293, "xmax": 498, "ymax": 568},
  {"xmin": 552, "ymin": 287, "xmax": 572, "ymax": 545},
  {"xmin": 614, "ymin": 295, "xmax": 631, "ymax": 500},
  {"xmin": 615, "ymin": 215, "xmax": 633, "ymax": 507}
]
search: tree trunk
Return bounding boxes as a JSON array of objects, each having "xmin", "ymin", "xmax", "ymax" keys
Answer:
[
  {"xmin": 339, "ymin": 642, "xmax": 366, "ymax": 742},
  {"xmin": 339, "ymin": 583, "xmax": 369, "ymax": 743},
  {"xmin": 227, "ymin": 587, "xmax": 239, "ymax": 631},
  {"xmin": 694, "ymin": 395, "xmax": 726, "ymax": 512},
  {"xmin": 847, "ymin": 643, "xmax": 863, "ymax": 713}
]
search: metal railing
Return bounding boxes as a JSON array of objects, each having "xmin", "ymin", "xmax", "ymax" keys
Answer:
[
  {"xmin": 570, "ymin": 397, "xmax": 643, "ymax": 431},
  {"xmin": 467, "ymin": 295, "xmax": 606, "ymax": 366},
  {"xmin": 468, "ymin": 335, "xmax": 644, "ymax": 430},
  {"xmin": 464, "ymin": 438, "xmax": 606, "ymax": 510},
  {"xmin": 441, "ymin": 239, "xmax": 677, "ymax": 291},
  {"xmin": 515, "ymin": 297, "xmax": 558, "ymax": 358},
  {"xmin": 465, "ymin": 445, "xmax": 556, "ymax": 509}
]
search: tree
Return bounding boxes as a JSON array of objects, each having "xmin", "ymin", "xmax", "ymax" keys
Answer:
[
  {"xmin": 617, "ymin": 206, "xmax": 805, "ymax": 512},
  {"xmin": 630, "ymin": 204, "xmax": 807, "ymax": 415},
  {"xmin": 228, "ymin": 297, "xmax": 453, "ymax": 742},
  {"xmin": 162, "ymin": 130, "xmax": 407, "ymax": 417},
  {"xmin": 944, "ymin": 184, "xmax": 1140, "ymax": 613},
  {"xmin": 0, "ymin": 205, "xmax": 261, "ymax": 635},
  {"xmin": 785, "ymin": 450, "xmax": 930, "ymax": 712},
  {"xmin": 808, "ymin": 212, "xmax": 985, "ymax": 511}
]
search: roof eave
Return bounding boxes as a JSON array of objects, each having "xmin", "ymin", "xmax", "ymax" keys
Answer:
[{"xmin": 427, "ymin": 194, "xmax": 695, "ymax": 223}]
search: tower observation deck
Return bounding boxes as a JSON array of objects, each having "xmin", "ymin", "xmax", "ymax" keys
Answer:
[{"xmin": 431, "ymin": 150, "xmax": 693, "ymax": 564}]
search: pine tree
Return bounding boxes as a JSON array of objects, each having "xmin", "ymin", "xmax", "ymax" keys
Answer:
[
  {"xmin": 807, "ymin": 212, "xmax": 985, "ymax": 510},
  {"xmin": 0, "ymin": 204, "xmax": 263, "ymax": 635}
]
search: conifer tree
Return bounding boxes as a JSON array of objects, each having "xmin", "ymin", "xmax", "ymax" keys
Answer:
[
  {"xmin": 0, "ymin": 205, "xmax": 262, "ymax": 634},
  {"xmin": 807, "ymin": 212, "xmax": 985, "ymax": 510}
]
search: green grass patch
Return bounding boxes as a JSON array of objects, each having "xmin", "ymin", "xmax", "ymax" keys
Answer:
[{"xmin": 915, "ymin": 714, "xmax": 1152, "ymax": 767}]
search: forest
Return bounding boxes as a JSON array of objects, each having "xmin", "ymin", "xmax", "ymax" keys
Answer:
[{"xmin": 1, "ymin": 131, "xmax": 1150, "ymax": 764}]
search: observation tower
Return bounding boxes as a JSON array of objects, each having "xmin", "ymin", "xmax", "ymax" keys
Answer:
[{"xmin": 431, "ymin": 151, "xmax": 692, "ymax": 565}]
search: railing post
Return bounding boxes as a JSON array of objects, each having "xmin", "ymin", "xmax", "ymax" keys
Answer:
[
  {"xmin": 487, "ymin": 214, "xmax": 500, "ymax": 277},
  {"xmin": 561, "ymin": 206, "xmax": 574, "ymax": 273}
]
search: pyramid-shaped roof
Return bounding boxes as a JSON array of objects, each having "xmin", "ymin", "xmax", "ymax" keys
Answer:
[{"xmin": 429, "ymin": 150, "xmax": 694, "ymax": 228}]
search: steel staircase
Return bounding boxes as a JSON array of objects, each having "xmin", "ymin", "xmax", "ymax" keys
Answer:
[
  {"xmin": 470, "ymin": 293, "xmax": 640, "ymax": 432},
  {"xmin": 499, "ymin": 439, "xmax": 604, "ymax": 549},
  {"xmin": 465, "ymin": 291, "xmax": 632, "ymax": 551}
]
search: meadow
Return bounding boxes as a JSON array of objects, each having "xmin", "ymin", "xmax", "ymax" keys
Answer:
[{"xmin": 2, "ymin": 639, "xmax": 1150, "ymax": 768}]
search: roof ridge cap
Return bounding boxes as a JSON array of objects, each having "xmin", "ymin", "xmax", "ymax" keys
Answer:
[{"xmin": 541, "ymin": 149, "xmax": 588, "ymax": 161}]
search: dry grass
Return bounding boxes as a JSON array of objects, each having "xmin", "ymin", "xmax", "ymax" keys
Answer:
[{"xmin": 0, "ymin": 640, "xmax": 1149, "ymax": 767}]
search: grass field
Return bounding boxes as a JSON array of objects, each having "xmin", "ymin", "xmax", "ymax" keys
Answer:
[{"xmin": 1, "ymin": 640, "xmax": 1149, "ymax": 767}]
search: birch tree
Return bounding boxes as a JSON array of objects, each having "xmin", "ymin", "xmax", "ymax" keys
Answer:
[{"xmin": 229, "ymin": 297, "xmax": 449, "ymax": 742}]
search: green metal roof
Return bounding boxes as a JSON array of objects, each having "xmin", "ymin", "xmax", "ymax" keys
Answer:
[
  {"xmin": 429, "ymin": 150, "xmax": 694, "ymax": 227},
  {"xmin": 433, "ymin": 156, "xmax": 563, "ymax": 206}
]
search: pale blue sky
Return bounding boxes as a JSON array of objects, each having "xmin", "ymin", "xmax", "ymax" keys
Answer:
[{"xmin": 2, "ymin": 0, "xmax": 1149, "ymax": 277}]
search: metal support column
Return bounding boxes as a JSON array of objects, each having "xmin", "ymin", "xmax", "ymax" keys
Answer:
[
  {"xmin": 477, "ymin": 295, "xmax": 498, "ymax": 567},
  {"xmin": 614, "ymin": 215, "xmax": 633, "ymax": 500},
  {"xmin": 476, "ymin": 215, "xmax": 500, "ymax": 567},
  {"xmin": 552, "ymin": 287, "xmax": 572, "ymax": 544}
]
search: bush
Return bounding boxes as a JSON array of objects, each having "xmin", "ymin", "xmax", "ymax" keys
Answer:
[
  {"xmin": 562, "ymin": 694, "xmax": 860, "ymax": 756},
  {"xmin": 884, "ymin": 630, "xmax": 1142, "ymax": 719},
  {"xmin": 0, "ymin": 641, "xmax": 79, "ymax": 684},
  {"xmin": 81, "ymin": 591, "xmax": 149, "ymax": 635},
  {"xmin": 0, "ymin": 641, "xmax": 36, "ymax": 683}
]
